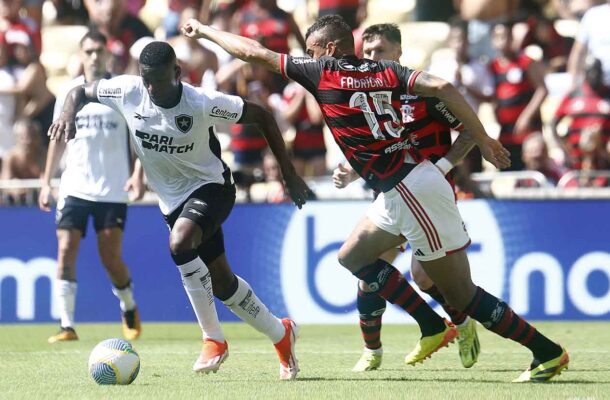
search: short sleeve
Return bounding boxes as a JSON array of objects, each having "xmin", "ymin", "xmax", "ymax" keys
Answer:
[
  {"xmin": 280, "ymin": 54, "xmax": 322, "ymax": 93},
  {"xmin": 426, "ymin": 98, "xmax": 464, "ymax": 131},
  {"xmin": 96, "ymin": 75, "xmax": 137, "ymax": 115},
  {"xmin": 203, "ymin": 90, "xmax": 245, "ymax": 124},
  {"xmin": 386, "ymin": 61, "xmax": 419, "ymax": 96}
]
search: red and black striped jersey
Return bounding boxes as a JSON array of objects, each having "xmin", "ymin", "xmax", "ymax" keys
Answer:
[
  {"xmin": 554, "ymin": 82, "xmax": 610, "ymax": 169},
  {"xmin": 400, "ymin": 94, "xmax": 463, "ymax": 163},
  {"xmin": 281, "ymin": 54, "xmax": 425, "ymax": 192},
  {"xmin": 239, "ymin": 6, "xmax": 292, "ymax": 54},
  {"xmin": 489, "ymin": 53, "xmax": 542, "ymax": 143}
]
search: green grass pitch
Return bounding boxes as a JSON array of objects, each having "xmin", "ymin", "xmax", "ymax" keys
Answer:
[{"xmin": 0, "ymin": 322, "xmax": 607, "ymax": 400}]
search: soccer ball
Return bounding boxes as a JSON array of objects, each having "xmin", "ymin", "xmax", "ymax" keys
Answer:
[{"xmin": 88, "ymin": 338, "xmax": 140, "ymax": 385}]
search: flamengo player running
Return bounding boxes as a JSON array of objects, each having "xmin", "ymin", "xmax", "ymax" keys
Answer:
[
  {"xmin": 335, "ymin": 23, "xmax": 480, "ymax": 372},
  {"xmin": 49, "ymin": 41, "xmax": 311, "ymax": 380},
  {"xmin": 39, "ymin": 30, "xmax": 144, "ymax": 343},
  {"xmin": 183, "ymin": 15, "xmax": 569, "ymax": 382}
]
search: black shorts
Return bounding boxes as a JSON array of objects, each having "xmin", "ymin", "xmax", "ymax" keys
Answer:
[
  {"xmin": 56, "ymin": 195, "xmax": 127, "ymax": 237},
  {"xmin": 164, "ymin": 183, "xmax": 236, "ymax": 264}
]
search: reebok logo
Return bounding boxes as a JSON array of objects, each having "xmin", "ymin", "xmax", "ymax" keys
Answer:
[
  {"xmin": 182, "ymin": 268, "xmax": 201, "ymax": 278},
  {"xmin": 238, "ymin": 290, "xmax": 260, "ymax": 318}
]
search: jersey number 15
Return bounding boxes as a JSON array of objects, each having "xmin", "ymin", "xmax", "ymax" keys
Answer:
[{"xmin": 349, "ymin": 91, "xmax": 404, "ymax": 140}]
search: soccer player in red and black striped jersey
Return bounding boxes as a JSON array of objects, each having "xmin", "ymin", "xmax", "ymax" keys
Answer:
[
  {"xmin": 336, "ymin": 23, "xmax": 480, "ymax": 372},
  {"xmin": 183, "ymin": 15, "xmax": 569, "ymax": 381}
]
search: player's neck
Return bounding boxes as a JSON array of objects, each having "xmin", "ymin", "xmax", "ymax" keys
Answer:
[{"xmin": 154, "ymin": 83, "xmax": 183, "ymax": 109}]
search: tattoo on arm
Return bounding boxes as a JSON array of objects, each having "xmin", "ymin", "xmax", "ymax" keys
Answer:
[{"xmin": 411, "ymin": 71, "xmax": 444, "ymax": 97}]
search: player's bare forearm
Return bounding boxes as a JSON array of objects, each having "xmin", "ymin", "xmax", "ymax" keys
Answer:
[
  {"xmin": 241, "ymin": 102, "xmax": 295, "ymax": 175},
  {"xmin": 182, "ymin": 20, "xmax": 281, "ymax": 74},
  {"xmin": 412, "ymin": 72, "xmax": 489, "ymax": 146},
  {"xmin": 41, "ymin": 140, "xmax": 66, "ymax": 186},
  {"xmin": 444, "ymin": 130, "xmax": 475, "ymax": 166},
  {"xmin": 49, "ymin": 82, "xmax": 99, "ymax": 141}
]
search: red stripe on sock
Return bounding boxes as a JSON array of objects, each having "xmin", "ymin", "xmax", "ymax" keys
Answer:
[{"xmin": 404, "ymin": 295, "xmax": 424, "ymax": 314}]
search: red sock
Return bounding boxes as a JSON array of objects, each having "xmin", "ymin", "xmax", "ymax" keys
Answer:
[{"xmin": 357, "ymin": 286, "xmax": 385, "ymax": 349}]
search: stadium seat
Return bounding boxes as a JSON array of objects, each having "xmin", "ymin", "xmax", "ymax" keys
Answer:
[
  {"xmin": 363, "ymin": 0, "xmax": 415, "ymax": 26},
  {"xmin": 398, "ymin": 21, "xmax": 450, "ymax": 70},
  {"xmin": 40, "ymin": 25, "xmax": 88, "ymax": 77}
]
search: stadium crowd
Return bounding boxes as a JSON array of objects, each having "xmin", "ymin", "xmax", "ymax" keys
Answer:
[{"xmin": 0, "ymin": 0, "xmax": 609, "ymax": 205}]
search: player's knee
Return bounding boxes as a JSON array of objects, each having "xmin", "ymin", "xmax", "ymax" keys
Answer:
[
  {"xmin": 169, "ymin": 232, "xmax": 197, "ymax": 256},
  {"xmin": 337, "ymin": 245, "xmax": 356, "ymax": 270}
]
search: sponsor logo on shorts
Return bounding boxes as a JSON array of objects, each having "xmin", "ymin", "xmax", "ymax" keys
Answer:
[
  {"xmin": 188, "ymin": 209, "xmax": 204, "ymax": 217},
  {"xmin": 414, "ymin": 249, "xmax": 425, "ymax": 257}
]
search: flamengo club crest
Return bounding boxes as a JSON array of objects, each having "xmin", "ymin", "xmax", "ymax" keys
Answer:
[{"xmin": 175, "ymin": 114, "xmax": 193, "ymax": 133}]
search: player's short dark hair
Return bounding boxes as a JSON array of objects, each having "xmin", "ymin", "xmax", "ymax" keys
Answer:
[
  {"xmin": 139, "ymin": 41, "xmax": 176, "ymax": 68},
  {"xmin": 362, "ymin": 24, "xmax": 401, "ymax": 45},
  {"xmin": 305, "ymin": 14, "xmax": 354, "ymax": 48},
  {"xmin": 80, "ymin": 29, "xmax": 107, "ymax": 47}
]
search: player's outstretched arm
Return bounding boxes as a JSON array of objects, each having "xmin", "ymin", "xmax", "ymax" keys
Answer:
[
  {"xmin": 411, "ymin": 71, "xmax": 511, "ymax": 170},
  {"xmin": 239, "ymin": 101, "xmax": 313, "ymax": 209},
  {"xmin": 48, "ymin": 81, "xmax": 100, "ymax": 142},
  {"xmin": 181, "ymin": 19, "xmax": 281, "ymax": 74}
]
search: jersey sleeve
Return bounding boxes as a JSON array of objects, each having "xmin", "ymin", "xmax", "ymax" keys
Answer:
[
  {"xmin": 279, "ymin": 54, "xmax": 322, "ymax": 94},
  {"xmin": 96, "ymin": 75, "xmax": 138, "ymax": 115},
  {"xmin": 553, "ymin": 95, "xmax": 571, "ymax": 121},
  {"xmin": 386, "ymin": 61, "xmax": 420, "ymax": 96},
  {"xmin": 202, "ymin": 90, "xmax": 245, "ymax": 124},
  {"xmin": 426, "ymin": 98, "xmax": 464, "ymax": 131}
]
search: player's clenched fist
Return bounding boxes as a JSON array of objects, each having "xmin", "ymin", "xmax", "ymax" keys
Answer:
[
  {"xmin": 181, "ymin": 19, "xmax": 205, "ymax": 39},
  {"xmin": 283, "ymin": 173, "xmax": 313, "ymax": 209}
]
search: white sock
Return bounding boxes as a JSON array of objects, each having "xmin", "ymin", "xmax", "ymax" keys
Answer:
[
  {"xmin": 55, "ymin": 279, "xmax": 77, "ymax": 328},
  {"xmin": 177, "ymin": 257, "xmax": 225, "ymax": 342},
  {"xmin": 222, "ymin": 275, "xmax": 285, "ymax": 343},
  {"xmin": 112, "ymin": 282, "xmax": 136, "ymax": 312},
  {"xmin": 457, "ymin": 316, "xmax": 471, "ymax": 328}
]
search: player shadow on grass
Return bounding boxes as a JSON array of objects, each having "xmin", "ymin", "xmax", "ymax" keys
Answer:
[{"xmin": 294, "ymin": 377, "xmax": 610, "ymax": 384}]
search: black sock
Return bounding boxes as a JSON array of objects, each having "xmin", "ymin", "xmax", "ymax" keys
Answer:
[
  {"xmin": 355, "ymin": 259, "xmax": 446, "ymax": 336},
  {"xmin": 422, "ymin": 285, "xmax": 467, "ymax": 325},
  {"xmin": 357, "ymin": 285, "xmax": 386, "ymax": 349},
  {"xmin": 465, "ymin": 286, "xmax": 562, "ymax": 362}
]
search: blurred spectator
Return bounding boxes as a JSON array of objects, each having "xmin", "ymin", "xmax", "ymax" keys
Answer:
[
  {"xmin": 23, "ymin": 0, "xmax": 43, "ymax": 28},
  {"xmin": 0, "ymin": 34, "xmax": 15, "ymax": 164},
  {"xmin": 84, "ymin": 0, "xmax": 152, "ymax": 74},
  {"xmin": 167, "ymin": 7, "xmax": 218, "ymax": 87},
  {"xmin": 236, "ymin": 0, "xmax": 306, "ymax": 54},
  {"xmin": 49, "ymin": 0, "xmax": 89, "ymax": 25},
  {"xmin": 519, "ymin": 15, "xmax": 573, "ymax": 72},
  {"xmin": 281, "ymin": 82, "xmax": 326, "ymax": 177},
  {"xmin": 561, "ymin": 124, "xmax": 610, "ymax": 187},
  {"xmin": 568, "ymin": 1, "xmax": 610, "ymax": 87},
  {"xmin": 164, "ymin": 0, "xmax": 212, "ymax": 38},
  {"xmin": 429, "ymin": 18, "xmax": 494, "ymax": 113},
  {"xmin": 415, "ymin": 0, "xmax": 456, "ymax": 22},
  {"xmin": 553, "ymin": 0, "xmax": 605, "ymax": 19},
  {"xmin": 429, "ymin": 18, "xmax": 494, "ymax": 174},
  {"xmin": 519, "ymin": 133, "xmax": 566, "ymax": 186},
  {"xmin": 454, "ymin": 0, "xmax": 520, "ymax": 60},
  {"xmin": 551, "ymin": 57, "xmax": 610, "ymax": 168},
  {"xmin": 0, "ymin": 0, "xmax": 41, "ymax": 57},
  {"xmin": 1, "ymin": 118, "xmax": 44, "ymax": 204},
  {"xmin": 2, "ymin": 30, "xmax": 55, "ymax": 146},
  {"xmin": 259, "ymin": 149, "xmax": 290, "ymax": 203},
  {"xmin": 318, "ymin": 0, "xmax": 367, "ymax": 30},
  {"xmin": 488, "ymin": 21, "xmax": 547, "ymax": 171}
]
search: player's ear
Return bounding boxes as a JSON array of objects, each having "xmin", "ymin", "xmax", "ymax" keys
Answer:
[{"xmin": 173, "ymin": 63, "xmax": 181, "ymax": 82}]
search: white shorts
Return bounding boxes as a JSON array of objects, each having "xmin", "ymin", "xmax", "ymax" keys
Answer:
[{"xmin": 366, "ymin": 160, "xmax": 471, "ymax": 261}]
